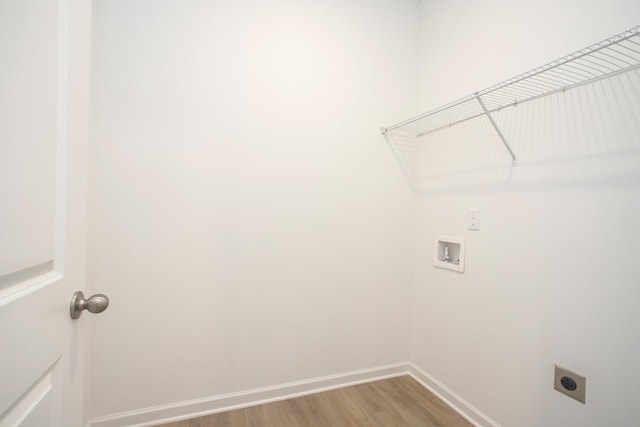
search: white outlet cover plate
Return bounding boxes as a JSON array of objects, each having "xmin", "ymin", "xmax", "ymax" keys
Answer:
[
  {"xmin": 468, "ymin": 209, "xmax": 480, "ymax": 230},
  {"xmin": 554, "ymin": 365, "xmax": 586, "ymax": 404}
]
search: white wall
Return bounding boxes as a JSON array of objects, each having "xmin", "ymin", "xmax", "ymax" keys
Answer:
[
  {"xmin": 89, "ymin": 1, "xmax": 640, "ymax": 425},
  {"xmin": 412, "ymin": 2, "xmax": 640, "ymax": 426},
  {"xmin": 89, "ymin": 0, "xmax": 418, "ymax": 420}
]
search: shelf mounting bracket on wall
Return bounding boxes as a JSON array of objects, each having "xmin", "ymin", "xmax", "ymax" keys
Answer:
[{"xmin": 475, "ymin": 93, "xmax": 517, "ymax": 164}]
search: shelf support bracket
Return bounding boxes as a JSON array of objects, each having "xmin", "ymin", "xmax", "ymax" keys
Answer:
[{"xmin": 476, "ymin": 94, "xmax": 517, "ymax": 164}]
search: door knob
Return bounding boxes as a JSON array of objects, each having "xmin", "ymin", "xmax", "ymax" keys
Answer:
[{"xmin": 70, "ymin": 291, "xmax": 109, "ymax": 319}]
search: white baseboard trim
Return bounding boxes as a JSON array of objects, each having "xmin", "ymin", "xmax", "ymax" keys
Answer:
[
  {"xmin": 408, "ymin": 363, "xmax": 501, "ymax": 427},
  {"xmin": 88, "ymin": 363, "xmax": 409, "ymax": 427}
]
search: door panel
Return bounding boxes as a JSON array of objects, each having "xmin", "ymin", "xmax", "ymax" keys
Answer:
[
  {"xmin": 0, "ymin": 0, "xmax": 90, "ymax": 425},
  {"xmin": 0, "ymin": 275, "xmax": 64, "ymax": 419},
  {"xmin": 0, "ymin": 0, "xmax": 58, "ymax": 277},
  {"xmin": 0, "ymin": 366, "xmax": 57, "ymax": 427}
]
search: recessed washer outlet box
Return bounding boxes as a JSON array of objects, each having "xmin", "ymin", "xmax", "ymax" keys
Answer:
[
  {"xmin": 554, "ymin": 365, "xmax": 586, "ymax": 404},
  {"xmin": 433, "ymin": 236, "xmax": 465, "ymax": 272}
]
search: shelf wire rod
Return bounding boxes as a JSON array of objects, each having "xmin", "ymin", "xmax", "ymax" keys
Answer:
[
  {"xmin": 487, "ymin": 63, "xmax": 640, "ymax": 120},
  {"xmin": 484, "ymin": 89, "xmax": 533, "ymax": 104},
  {"xmin": 591, "ymin": 50, "xmax": 635, "ymax": 68},
  {"xmin": 574, "ymin": 57, "xmax": 617, "ymax": 73},
  {"xmin": 557, "ymin": 63, "xmax": 599, "ymax": 79},
  {"xmin": 522, "ymin": 76, "xmax": 564, "ymax": 91},
  {"xmin": 530, "ymin": 72, "xmax": 570, "ymax": 86},
  {"xmin": 383, "ymin": 75, "xmax": 554, "ymax": 135},
  {"xmin": 530, "ymin": 73, "xmax": 577, "ymax": 87},
  {"xmin": 482, "ymin": 89, "xmax": 523, "ymax": 100},
  {"xmin": 382, "ymin": 25, "xmax": 640, "ymax": 135},
  {"xmin": 481, "ymin": 93, "xmax": 523, "ymax": 108},
  {"xmin": 483, "ymin": 88, "xmax": 539, "ymax": 104},
  {"xmin": 476, "ymin": 94, "xmax": 516, "ymax": 162},
  {"xmin": 416, "ymin": 112, "xmax": 488, "ymax": 137},
  {"xmin": 515, "ymin": 76, "xmax": 559, "ymax": 92},
  {"xmin": 445, "ymin": 99, "xmax": 476, "ymax": 109},
  {"xmin": 507, "ymin": 62, "xmax": 640, "ymax": 105},
  {"xmin": 601, "ymin": 46, "xmax": 637, "ymax": 65},
  {"xmin": 485, "ymin": 56, "xmax": 613, "ymax": 100},
  {"xmin": 501, "ymin": 81, "xmax": 546, "ymax": 96},
  {"xmin": 611, "ymin": 43, "xmax": 640, "ymax": 59},
  {"xmin": 448, "ymin": 103, "xmax": 483, "ymax": 115},
  {"xmin": 500, "ymin": 84, "xmax": 545, "ymax": 99},
  {"xmin": 489, "ymin": 92, "xmax": 537, "ymax": 107},
  {"xmin": 482, "ymin": 103, "xmax": 514, "ymax": 114},
  {"xmin": 594, "ymin": 50, "xmax": 633, "ymax": 67},
  {"xmin": 562, "ymin": 59, "xmax": 606, "ymax": 76},
  {"xmin": 439, "ymin": 113, "xmax": 474, "ymax": 124},
  {"xmin": 609, "ymin": 43, "xmax": 640, "ymax": 59},
  {"xmin": 508, "ymin": 77, "xmax": 559, "ymax": 92},
  {"xmin": 499, "ymin": 90, "xmax": 546, "ymax": 104},
  {"xmin": 475, "ymin": 26, "xmax": 640, "ymax": 100},
  {"xmin": 438, "ymin": 106, "xmax": 467, "ymax": 116},
  {"xmin": 414, "ymin": 61, "xmax": 640, "ymax": 139},
  {"xmin": 381, "ymin": 94, "xmax": 479, "ymax": 134},
  {"xmin": 627, "ymin": 39, "xmax": 640, "ymax": 48},
  {"xmin": 572, "ymin": 56, "xmax": 620, "ymax": 74},
  {"xmin": 543, "ymin": 67, "xmax": 583, "ymax": 79},
  {"xmin": 544, "ymin": 68, "xmax": 584, "ymax": 84},
  {"xmin": 541, "ymin": 62, "xmax": 640, "ymax": 99},
  {"xmin": 434, "ymin": 114, "xmax": 475, "ymax": 127}
]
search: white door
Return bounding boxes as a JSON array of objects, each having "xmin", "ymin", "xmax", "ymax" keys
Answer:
[{"xmin": 0, "ymin": 0, "xmax": 92, "ymax": 426}]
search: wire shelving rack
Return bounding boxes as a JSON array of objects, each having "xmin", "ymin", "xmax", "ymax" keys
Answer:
[{"xmin": 380, "ymin": 25, "xmax": 640, "ymax": 164}]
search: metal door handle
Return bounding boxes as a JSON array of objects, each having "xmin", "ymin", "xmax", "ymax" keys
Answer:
[{"xmin": 70, "ymin": 291, "xmax": 109, "ymax": 319}]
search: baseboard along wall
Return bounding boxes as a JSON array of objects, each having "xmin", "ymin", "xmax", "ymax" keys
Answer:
[
  {"xmin": 407, "ymin": 364, "xmax": 501, "ymax": 427},
  {"xmin": 87, "ymin": 363, "xmax": 500, "ymax": 427}
]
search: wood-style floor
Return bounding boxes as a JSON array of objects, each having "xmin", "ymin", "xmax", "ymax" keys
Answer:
[{"xmin": 155, "ymin": 375, "xmax": 473, "ymax": 427}]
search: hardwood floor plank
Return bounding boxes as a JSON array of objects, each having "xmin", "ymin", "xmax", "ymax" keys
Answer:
[{"xmin": 156, "ymin": 375, "xmax": 473, "ymax": 427}]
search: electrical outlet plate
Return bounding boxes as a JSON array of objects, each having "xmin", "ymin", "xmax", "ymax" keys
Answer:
[
  {"xmin": 554, "ymin": 365, "xmax": 586, "ymax": 404},
  {"xmin": 468, "ymin": 209, "xmax": 480, "ymax": 230}
]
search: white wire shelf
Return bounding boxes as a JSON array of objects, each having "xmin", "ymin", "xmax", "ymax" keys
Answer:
[{"xmin": 381, "ymin": 25, "xmax": 640, "ymax": 163}]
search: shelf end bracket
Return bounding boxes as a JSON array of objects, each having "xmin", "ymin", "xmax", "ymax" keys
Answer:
[{"xmin": 476, "ymin": 94, "xmax": 517, "ymax": 164}]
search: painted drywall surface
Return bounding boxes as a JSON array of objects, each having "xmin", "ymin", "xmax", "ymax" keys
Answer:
[
  {"xmin": 89, "ymin": 0, "xmax": 418, "ymax": 418},
  {"xmin": 418, "ymin": 0, "xmax": 640, "ymax": 109},
  {"xmin": 412, "ymin": 1, "xmax": 640, "ymax": 426}
]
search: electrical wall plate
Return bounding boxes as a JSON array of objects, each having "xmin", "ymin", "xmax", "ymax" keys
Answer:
[
  {"xmin": 433, "ymin": 236, "xmax": 465, "ymax": 272},
  {"xmin": 554, "ymin": 365, "xmax": 586, "ymax": 404},
  {"xmin": 468, "ymin": 209, "xmax": 480, "ymax": 230}
]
